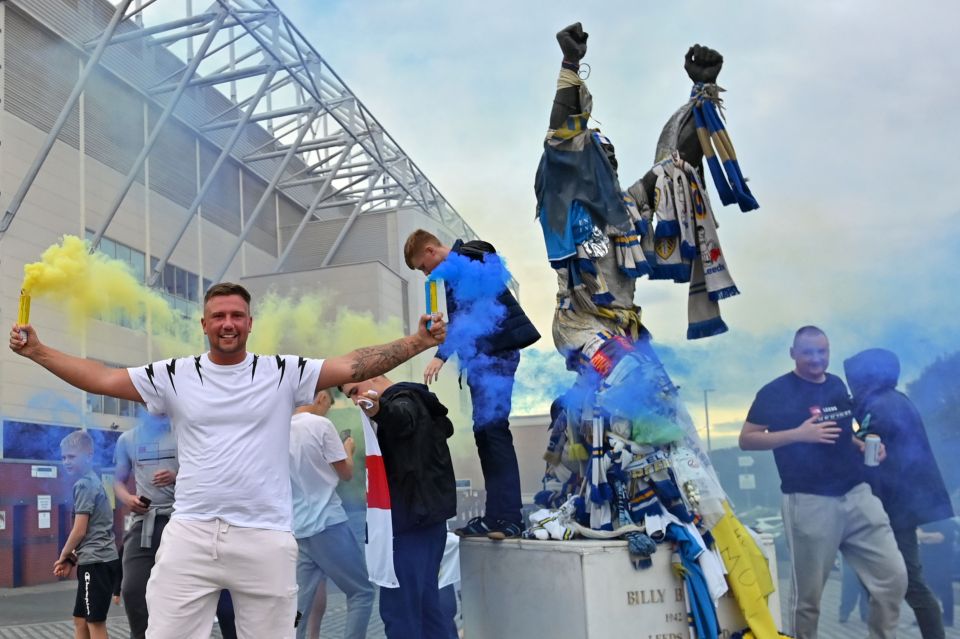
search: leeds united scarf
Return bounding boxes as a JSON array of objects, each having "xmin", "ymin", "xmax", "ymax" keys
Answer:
[
  {"xmin": 630, "ymin": 153, "xmax": 739, "ymax": 338},
  {"xmin": 691, "ymin": 82, "xmax": 759, "ymax": 212}
]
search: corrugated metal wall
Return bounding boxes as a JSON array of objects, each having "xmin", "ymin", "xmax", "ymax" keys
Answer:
[
  {"xmin": 85, "ymin": 67, "xmax": 144, "ymax": 182},
  {"xmin": 4, "ymin": 9, "xmax": 80, "ymax": 149},
  {"xmin": 279, "ymin": 212, "xmax": 390, "ymax": 272},
  {"xmin": 198, "ymin": 142, "xmax": 242, "ymax": 235},
  {"xmin": 146, "ymin": 105, "xmax": 196, "ymax": 210}
]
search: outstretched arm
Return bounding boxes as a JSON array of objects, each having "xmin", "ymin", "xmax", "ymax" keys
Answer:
[
  {"xmin": 10, "ymin": 324, "xmax": 143, "ymax": 402},
  {"xmin": 316, "ymin": 313, "xmax": 446, "ymax": 389}
]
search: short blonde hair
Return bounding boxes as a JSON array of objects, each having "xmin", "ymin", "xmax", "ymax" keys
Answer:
[
  {"xmin": 60, "ymin": 429, "xmax": 94, "ymax": 454},
  {"xmin": 403, "ymin": 229, "xmax": 441, "ymax": 270}
]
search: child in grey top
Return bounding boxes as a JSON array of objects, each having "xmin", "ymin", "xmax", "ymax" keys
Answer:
[
  {"xmin": 71, "ymin": 468, "xmax": 119, "ymax": 564},
  {"xmin": 57, "ymin": 430, "xmax": 119, "ymax": 638}
]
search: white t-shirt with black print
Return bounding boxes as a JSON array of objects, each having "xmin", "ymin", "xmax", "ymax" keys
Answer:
[{"xmin": 128, "ymin": 352, "xmax": 322, "ymax": 531}]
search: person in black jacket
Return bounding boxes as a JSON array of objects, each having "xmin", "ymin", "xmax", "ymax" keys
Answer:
[
  {"xmin": 341, "ymin": 375, "xmax": 456, "ymax": 639},
  {"xmin": 845, "ymin": 348, "xmax": 954, "ymax": 639},
  {"xmin": 404, "ymin": 229, "xmax": 540, "ymax": 539}
]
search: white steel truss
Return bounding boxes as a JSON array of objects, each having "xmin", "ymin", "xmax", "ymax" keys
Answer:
[{"xmin": 1, "ymin": 0, "xmax": 476, "ymax": 282}]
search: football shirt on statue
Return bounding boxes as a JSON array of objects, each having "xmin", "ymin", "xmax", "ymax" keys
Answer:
[{"xmin": 128, "ymin": 352, "xmax": 322, "ymax": 531}]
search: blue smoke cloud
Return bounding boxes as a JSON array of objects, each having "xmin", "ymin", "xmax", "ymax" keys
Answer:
[
  {"xmin": 431, "ymin": 251, "xmax": 510, "ymax": 364},
  {"xmin": 2, "ymin": 392, "xmax": 123, "ymax": 468},
  {"xmin": 430, "ymin": 251, "xmax": 517, "ymax": 428}
]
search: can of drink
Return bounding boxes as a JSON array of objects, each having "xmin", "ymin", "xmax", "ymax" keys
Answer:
[{"xmin": 864, "ymin": 434, "xmax": 881, "ymax": 467}]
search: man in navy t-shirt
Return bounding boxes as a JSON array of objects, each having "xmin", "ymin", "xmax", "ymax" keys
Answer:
[{"xmin": 740, "ymin": 326, "xmax": 906, "ymax": 639}]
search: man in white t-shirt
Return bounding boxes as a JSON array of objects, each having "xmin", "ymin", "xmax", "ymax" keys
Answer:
[
  {"xmin": 290, "ymin": 389, "xmax": 372, "ymax": 639},
  {"xmin": 9, "ymin": 282, "xmax": 445, "ymax": 639}
]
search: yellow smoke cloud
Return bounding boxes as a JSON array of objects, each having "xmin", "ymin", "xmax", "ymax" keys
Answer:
[
  {"xmin": 249, "ymin": 291, "xmax": 403, "ymax": 357},
  {"xmin": 22, "ymin": 235, "xmax": 173, "ymax": 330},
  {"xmin": 20, "ymin": 236, "xmax": 402, "ymax": 359}
]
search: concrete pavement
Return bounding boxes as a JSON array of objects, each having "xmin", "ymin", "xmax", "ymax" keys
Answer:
[
  {"xmin": 0, "ymin": 581, "xmax": 385, "ymax": 638},
  {"xmin": 0, "ymin": 569, "xmax": 955, "ymax": 637}
]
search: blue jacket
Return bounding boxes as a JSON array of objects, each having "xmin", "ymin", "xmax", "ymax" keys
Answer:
[
  {"xmin": 844, "ymin": 348, "xmax": 953, "ymax": 531},
  {"xmin": 436, "ymin": 239, "xmax": 541, "ymax": 363}
]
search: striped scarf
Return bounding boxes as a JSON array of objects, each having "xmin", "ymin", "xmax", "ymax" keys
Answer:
[
  {"xmin": 629, "ymin": 153, "xmax": 739, "ymax": 339},
  {"xmin": 691, "ymin": 83, "xmax": 759, "ymax": 212},
  {"xmin": 588, "ymin": 407, "xmax": 613, "ymax": 531}
]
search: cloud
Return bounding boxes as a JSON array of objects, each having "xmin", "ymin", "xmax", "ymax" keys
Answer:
[{"xmin": 512, "ymin": 346, "xmax": 576, "ymax": 416}]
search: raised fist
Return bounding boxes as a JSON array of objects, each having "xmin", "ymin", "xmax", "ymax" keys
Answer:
[
  {"xmin": 684, "ymin": 44, "xmax": 723, "ymax": 84},
  {"xmin": 557, "ymin": 22, "xmax": 588, "ymax": 62}
]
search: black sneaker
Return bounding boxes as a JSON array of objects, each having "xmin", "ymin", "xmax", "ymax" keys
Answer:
[
  {"xmin": 454, "ymin": 516, "xmax": 492, "ymax": 537},
  {"xmin": 486, "ymin": 520, "xmax": 523, "ymax": 541}
]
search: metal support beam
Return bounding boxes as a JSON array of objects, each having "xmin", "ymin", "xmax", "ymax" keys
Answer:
[
  {"xmin": 284, "ymin": 147, "xmax": 348, "ymax": 180},
  {"xmin": 320, "ymin": 172, "xmax": 384, "ymax": 267},
  {"xmin": 279, "ymin": 169, "xmax": 374, "ymax": 189},
  {"xmin": 150, "ymin": 62, "xmax": 290, "ymax": 93},
  {"xmin": 0, "ymin": 0, "xmax": 136, "ymax": 235},
  {"xmin": 305, "ymin": 174, "xmax": 375, "ymax": 211},
  {"xmin": 273, "ymin": 142, "xmax": 355, "ymax": 272},
  {"xmin": 199, "ymin": 104, "xmax": 313, "ymax": 131},
  {"xmin": 200, "ymin": 73, "xmax": 291, "ymax": 128},
  {"xmin": 148, "ymin": 65, "xmax": 279, "ymax": 286},
  {"xmin": 89, "ymin": 9, "xmax": 229, "ymax": 251},
  {"xmin": 87, "ymin": 12, "xmax": 215, "ymax": 47},
  {"xmin": 211, "ymin": 104, "xmax": 321, "ymax": 283},
  {"xmin": 244, "ymin": 134, "xmax": 349, "ymax": 161}
]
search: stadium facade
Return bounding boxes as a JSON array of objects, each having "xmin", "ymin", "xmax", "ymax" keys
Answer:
[{"xmin": 0, "ymin": 0, "xmax": 485, "ymax": 586}]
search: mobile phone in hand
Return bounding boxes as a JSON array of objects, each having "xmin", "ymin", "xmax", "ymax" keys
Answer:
[
  {"xmin": 139, "ymin": 496, "xmax": 152, "ymax": 508},
  {"xmin": 340, "ymin": 429, "xmax": 352, "ymax": 442}
]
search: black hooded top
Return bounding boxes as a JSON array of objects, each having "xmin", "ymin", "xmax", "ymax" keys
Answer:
[
  {"xmin": 374, "ymin": 382, "xmax": 457, "ymax": 534},
  {"xmin": 844, "ymin": 348, "xmax": 953, "ymax": 531}
]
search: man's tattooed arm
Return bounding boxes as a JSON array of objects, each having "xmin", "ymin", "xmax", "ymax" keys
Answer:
[
  {"xmin": 347, "ymin": 339, "xmax": 420, "ymax": 382},
  {"xmin": 316, "ymin": 313, "xmax": 445, "ymax": 390}
]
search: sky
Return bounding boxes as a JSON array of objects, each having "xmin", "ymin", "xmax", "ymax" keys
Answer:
[
  {"xmin": 268, "ymin": 0, "xmax": 960, "ymax": 447},
  {"xmin": 112, "ymin": 0, "xmax": 960, "ymax": 448}
]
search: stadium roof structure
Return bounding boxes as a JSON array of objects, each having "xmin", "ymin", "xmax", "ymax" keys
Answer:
[{"xmin": 1, "ymin": 0, "xmax": 477, "ymax": 282}]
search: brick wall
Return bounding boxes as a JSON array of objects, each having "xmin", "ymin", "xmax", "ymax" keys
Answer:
[{"xmin": 0, "ymin": 460, "xmax": 124, "ymax": 588}]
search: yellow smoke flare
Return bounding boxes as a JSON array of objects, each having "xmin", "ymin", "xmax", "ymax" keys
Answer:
[
  {"xmin": 17, "ymin": 291, "xmax": 31, "ymax": 326},
  {"xmin": 21, "ymin": 235, "xmax": 173, "ymax": 331}
]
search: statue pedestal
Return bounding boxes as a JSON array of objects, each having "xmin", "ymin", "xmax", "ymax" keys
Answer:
[{"xmin": 460, "ymin": 535, "xmax": 780, "ymax": 638}]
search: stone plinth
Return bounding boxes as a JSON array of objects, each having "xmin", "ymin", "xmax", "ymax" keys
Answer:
[{"xmin": 461, "ymin": 535, "xmax": 780, "ymax": 638}]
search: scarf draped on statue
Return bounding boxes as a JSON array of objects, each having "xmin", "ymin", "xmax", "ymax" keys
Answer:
[
  {"xmin": 361, "ymin": 411, "xmax": 399, "ymax": 588},
  {"xmin": 691, "ymin": 82, "xmax": 759, "ymax": 213},
  {"xmin": 628, "ymin": 152, "xmax": 739, "ymax": 339}
]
